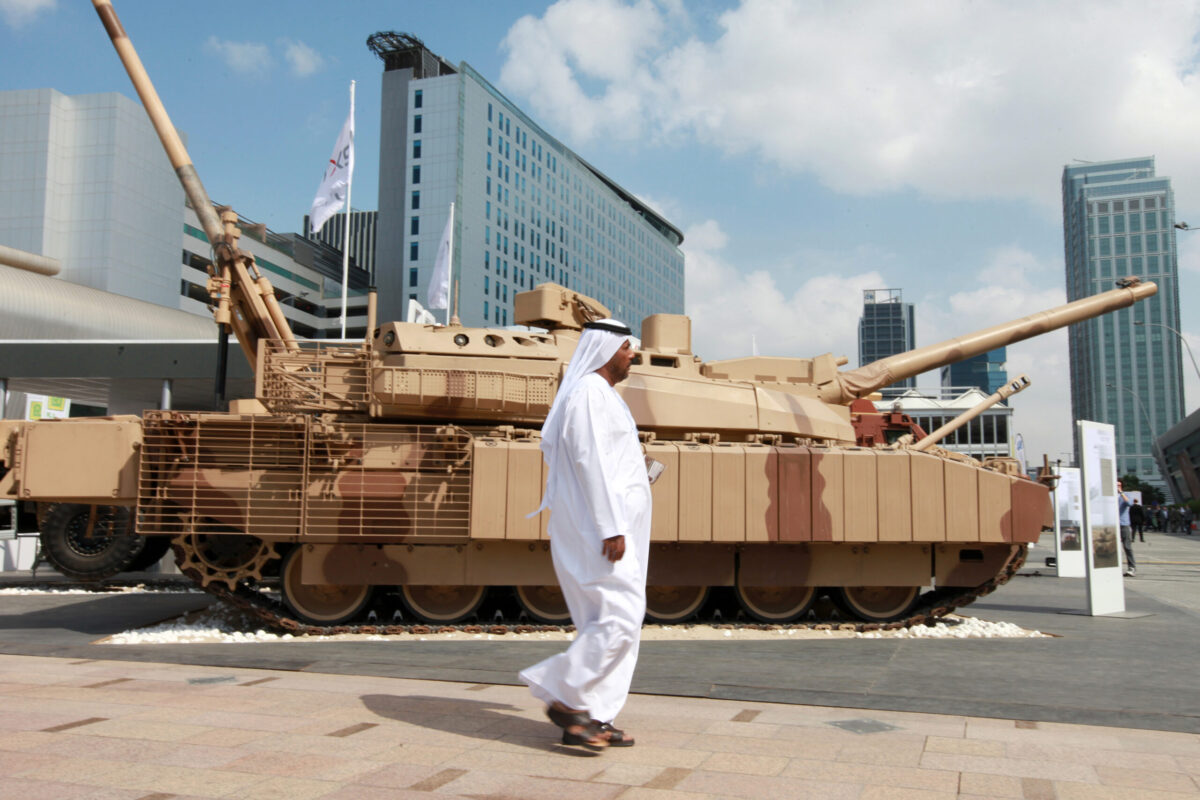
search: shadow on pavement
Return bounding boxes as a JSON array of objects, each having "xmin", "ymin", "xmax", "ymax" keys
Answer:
[{"xmin": 360, "ymin": 694, "xmax": 598, "ymax": 757}]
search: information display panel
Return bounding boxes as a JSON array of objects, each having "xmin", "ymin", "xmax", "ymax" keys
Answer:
[
  {"xmin": 1054, "ymin": 467, "xmax": 1085, "ymax": 578},
  {"xmin": 1078, "ymin": 420, "xmax": 1126, "ymax": 615}
]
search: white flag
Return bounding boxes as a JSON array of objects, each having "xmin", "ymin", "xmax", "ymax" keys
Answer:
[
  {"xmin": 427, "ymin": 203, "xmax": 455, "ymax": 310},
  {"xmin": 406, "ymin": 298, "xmax": 438, "ymax": 325},
  {"xmin": 309, "ymin": 108, "xmax": 354, "ymax": 235}
]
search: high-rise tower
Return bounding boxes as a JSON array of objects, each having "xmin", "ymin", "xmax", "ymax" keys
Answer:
[
  {"xmin": 858, "ymin": 289, "xmax": 915, "ymax": 396},
  {"xmin": 368, "ymin": 32, "xmax": 685, "ymax": 331},
  {"xmin": 1062, "ymin": 157, "xmax": 1184, "ymax": 488}
]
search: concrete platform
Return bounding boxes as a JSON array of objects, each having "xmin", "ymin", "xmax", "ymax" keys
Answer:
[
  {"xmin": 0, "ymin": 653, "xmax": 1198, "ymax": 799},
  {"xmin": 0, "ymin": 532, "xmax": 1195, "ymax": 777}
]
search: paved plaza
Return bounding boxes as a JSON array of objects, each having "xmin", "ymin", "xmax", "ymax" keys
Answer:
[{"xmin": 0, "ymin": 529, "xmax": 1197, "ymax": 798}]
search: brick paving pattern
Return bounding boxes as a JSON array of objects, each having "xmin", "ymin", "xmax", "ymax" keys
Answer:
[{"xmin": 0, "ymin": 654, "xmax": 1196, "ymax": 799}]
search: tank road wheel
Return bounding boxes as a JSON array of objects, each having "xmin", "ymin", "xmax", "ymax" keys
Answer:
[
  {"xmin": 401, "ymin": 585, "xmax": 487, "ymax": 624},
  {"xmin": 280, "ymin": 548, "xmax": 372, "ymax": 626},
  {"xmin": 515, "ymin": 585, "xmax": 571, "ymax": 624},
  {"xmin": 172, "ymin": 531, "xmax": 278, "ymax": 591},
  {"xmin": 39, "ymin": 504, "xmax": 141, "ymax": 581},
  {"xmin": 735, "ymin": 583, "xmax": 817, "ymax": 624},
  {"xmin": 832, "ymin": 586, "xmax": 920, "ymax": 623},
  {"xmin": 645, "ymin": 585, "xmax": 709, "ymax": 624}
]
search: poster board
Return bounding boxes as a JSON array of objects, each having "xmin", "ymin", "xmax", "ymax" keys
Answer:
[
  {"xmin": 24, "ymin": 394, "xmax": 70, "ymax": 420},
  {"xmin": 1054, "ymin": 467, "xmax": 1086, "ymax": 578},
  {"xmin": 1077, "ymin": 420, "xmax": 1126, "ymax": 615}
]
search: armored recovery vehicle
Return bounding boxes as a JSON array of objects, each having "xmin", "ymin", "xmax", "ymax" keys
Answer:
[{"xmin": 0, "ymin": 1, "xmax": 1158, "ymax": 630}]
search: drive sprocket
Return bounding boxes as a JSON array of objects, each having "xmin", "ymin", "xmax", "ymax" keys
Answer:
[{"xmin": 172, "ymin": 531, "xmax": 278, "ymax": 591}]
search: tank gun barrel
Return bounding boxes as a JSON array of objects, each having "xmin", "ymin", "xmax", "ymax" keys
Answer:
[
  {"xmin": 93, "ymin": 0, "xmax": 296, "ymax": 363},
  {"xmin": 92, "ymin": 0, "xmax": 222, "ymax": 244},
  {"xmin": 822, "ymin": 279, "xmax": 1157, "ymax": 404}
]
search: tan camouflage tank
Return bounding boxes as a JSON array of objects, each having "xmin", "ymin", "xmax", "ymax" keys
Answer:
[{"xmin": 0, "ymin": 1, "xmax": 1158, "ymax": 631}]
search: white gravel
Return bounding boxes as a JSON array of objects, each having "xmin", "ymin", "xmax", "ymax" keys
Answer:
[
  {"xmin": 0, "ymin": 584, "xmax": 201, "ymax": 595},
  {"xmin": 93, "ymin": 600, "xmax": 1049, "ymax": 645}
]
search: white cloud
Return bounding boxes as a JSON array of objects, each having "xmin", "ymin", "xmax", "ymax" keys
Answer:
[
  {"xmin": 685, "ymin": 227, "xmax": 1088, "ymax": 461},
  {"xmin": 500, "ymin": 0, "xmax": 1200, "ymax": 211},
  {"xmin": 282, "ymin": 39, "xmax": 324, "ymax": 77},
  {"xmin": 0, "ymin": 0, "xmax": 53, "ymax": 27},
  {"xmin": 682, "ymin": 219, "xmax": 884, "ymax": 363},
  {"xmin": 918, "ymin": 246, "xmax": 1074, "ymax": 464},
  {"xmin": 204, "ymin": 36, "xmax": 273, "ymax": 76}
]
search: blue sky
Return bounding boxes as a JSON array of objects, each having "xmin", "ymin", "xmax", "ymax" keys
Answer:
[{"xmin": 4, "ymin": 0, "xmax": 1200, "ymax": 466}]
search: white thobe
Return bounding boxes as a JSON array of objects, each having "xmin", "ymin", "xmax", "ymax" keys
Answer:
[{"xmin": 519, "ymin": 372, "xmax": 652, "ymax": 724}]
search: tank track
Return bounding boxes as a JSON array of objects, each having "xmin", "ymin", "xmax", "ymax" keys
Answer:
[{"xmin": 176, "ymin": 544, "xmax": 1029, "ymax": 637}]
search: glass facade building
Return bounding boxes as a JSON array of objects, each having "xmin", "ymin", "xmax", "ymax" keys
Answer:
[
  {"xmin": 370, "ymin": 34, "xmax": 684, "ymax": 332},
  {"xmin": 858, "ymin": 288, "xmax": 916, "ymax": 396},
  {"xmin": 941, "ymin": 348, "xmax": 1008, "ymax": 395},
  {"xmin": 1061, "ymin": 157, "xmax": 1184, "ymax": 488}
]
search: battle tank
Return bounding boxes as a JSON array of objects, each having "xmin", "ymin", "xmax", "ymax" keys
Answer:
[{"xmin": 0, "ymin": 1, "xmax": 1159, "ymax": 631}]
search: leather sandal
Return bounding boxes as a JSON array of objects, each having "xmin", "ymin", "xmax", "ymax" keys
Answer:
[
  {"xmin": 562, "ymin": 721, "xmax": 634, "ymax": 747},
  {"xmin": 545, "ymin": 704, "xmax": 608, "ymax": 750}
]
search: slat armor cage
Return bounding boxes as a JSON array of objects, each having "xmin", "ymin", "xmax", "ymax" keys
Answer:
[
  {"xmin": 138, "ymin": 411, "xmax": 472, "ymax": 542},
  {"xmin": 259, "ymin": 340, "xmax": 371, "ymax": 412}
]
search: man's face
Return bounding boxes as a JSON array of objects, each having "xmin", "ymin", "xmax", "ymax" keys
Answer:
[
  {"xmin": 603, "ymin": 340, "xmax": 636, "ymax": 384},
  {"xmin": 1117, "ymin": 482, "xmax": 1123, "ymax": 491}
]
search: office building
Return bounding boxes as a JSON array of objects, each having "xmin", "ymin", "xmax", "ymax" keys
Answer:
[
  {"xmin": 1062, "ymin": 157, "xmax": 1184, "ymax": 488},
  {"xmin": 0, "ymin": 89, "xmax": 183, "ymax": 309},
  {"xmin": 941, "ymin": 348, "xmax": 1008, "ymax": 395},
  {"xmin": 182, "ymin": 204, "xmax": 370, "ymax": 339},
  {"xmin": 858, "ymin": 289, "xmax": 916, "ymax": 396},
  {"xmin": 1158, "ymin": 408, "xmax": 1200, "ymax": 503},
  {"xmin": 304, "ymin": 210, "xmax": 379, "ymax": 282},
  {"xmin": 368, "ymin": 32, "xmax": 685, "ymax": 331},
  {"xmin": 0, "ymin": 88, "xmax": 368, "ymax": 343},
  {"xmin": 875, "ymin": 386, "xmax": 1013, "ymax": 461}
]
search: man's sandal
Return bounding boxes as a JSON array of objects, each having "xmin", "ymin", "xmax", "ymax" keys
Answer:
[
  {"xmin": 545, "ymin": 704, "xmax": 608, "ymax": 751},
  {"xmin": 562, "ymin": 721, "xmax": 634, "ymax": 747}
]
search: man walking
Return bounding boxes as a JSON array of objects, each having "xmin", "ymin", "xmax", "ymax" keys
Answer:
[
  {"xmin": 1118, "ymin": 480, "xmax": 1136, "ymax": 577},
  {"xmin": 520, "ymin": 319, "xmax": 649, "ymax": 750}
]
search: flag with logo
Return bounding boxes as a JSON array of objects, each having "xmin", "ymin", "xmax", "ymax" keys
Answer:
[{"xmin": 309, "ymin": 108, "xmax": 354, "ymax": 235}]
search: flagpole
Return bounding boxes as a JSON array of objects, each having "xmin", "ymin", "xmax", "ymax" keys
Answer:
[
  {"xmin": 340, "ymin": 80, "xmax": 355, "ymax": 339},
  {"xmin": 446, "ymin": 201, "xmax": 455, "ymax": 326}
]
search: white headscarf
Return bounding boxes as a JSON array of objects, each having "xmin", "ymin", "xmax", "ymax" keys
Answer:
[{"xmin": 529, "ymin": 319, "xmax": 638, "ymax": 516}]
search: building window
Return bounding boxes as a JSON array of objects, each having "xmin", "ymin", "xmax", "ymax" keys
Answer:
[
  {"xmin": 484, "ymin": 276, "xmax": 489, "ymax": 292},
  {"xmin": 488, "ymin": 103, "xmax": 492, "ymax": 122},
  {"xmin": 412, "ymin": 140, "xmax": 421, "ymax": 159},
  {"xmin": 413, "ymin": 115, "xmax": 422, "ymax": 134},
  {"xmin": 412, "ymin": 165, "xmax": 421, "ymax": 184},
  {"xmin": 487, "ymin": 128, "xmax": 492, "ymax": 146},
  {"xmin": 487, "ymin": 152, "xmax": 492, "ymax": 170},
  {"xmin": 410, "ymin": 243, "xmax": 419, "ymax": 261},
  {"xmin": 409, "ymin": 267, "xmax": 418, "ymax": 287},
  {"xmin": 411, "ymin": 216, "xmax": 419, "ymax": 236},
  {"xmin": 485, "ymin": 251, "xmax": 490, "ymax": 270},
  {"xmin": 485, "ymin": 300, "xmax": 489, "ymax": 318},
  {"xmin": 503, "ymin": 308, "xmax": 508, "ymax": 325},
  {"xmin": 411, "ymin": 191, "xmax": 420, "ymax": 210},
  {"xmin": 486, "ymin": 177, "xmax": 491, "ymax": 196},
  {"xmin": 414, "ymin": 89, "xmax": 423, "ymax": 108}
]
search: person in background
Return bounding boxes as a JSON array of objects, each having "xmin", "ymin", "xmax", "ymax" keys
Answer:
[
  {"xmin": 1130, "ymin": 499, "xmax": 1146, "ymax": 543},
  {"xmin": 1117, "ymin": 480, "xmax": 1136, "ymax": 577}
]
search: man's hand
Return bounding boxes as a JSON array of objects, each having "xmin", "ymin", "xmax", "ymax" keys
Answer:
[{"xmin": 602, "ymin": 535, "xmax": 626, "ymax": 562}]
